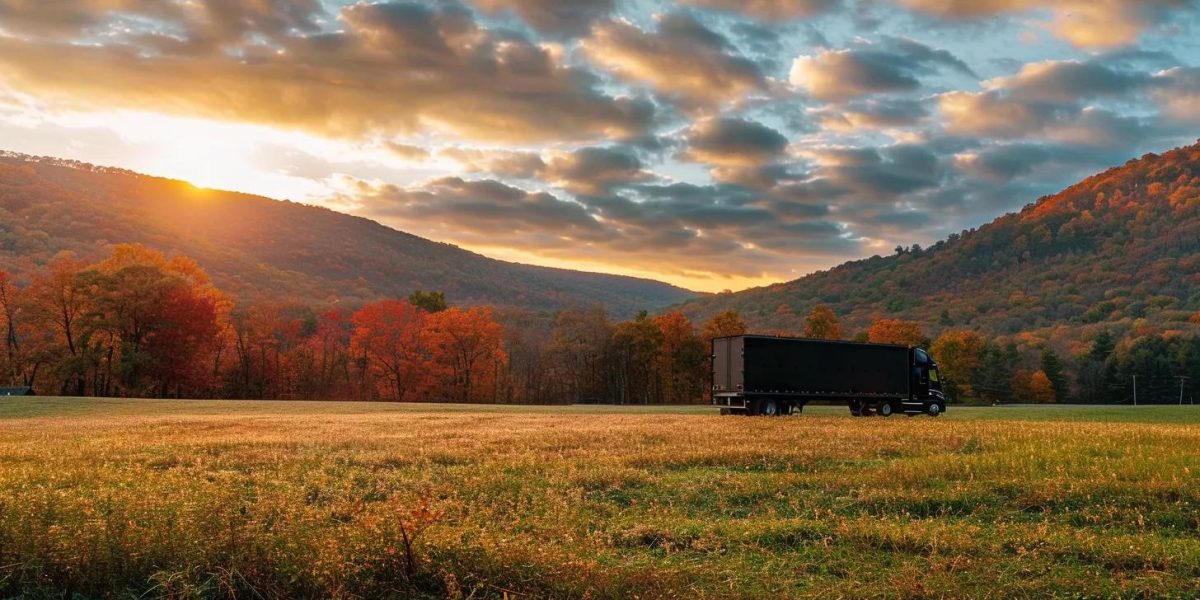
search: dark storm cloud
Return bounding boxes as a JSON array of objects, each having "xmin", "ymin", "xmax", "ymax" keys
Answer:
[
  {"xmin": 581, "ymin": 12, "xmax": 767, "ymax": 108},
  {"xmin": 790, "ymin": 38, "xmax": 976, "ymax": 101}
]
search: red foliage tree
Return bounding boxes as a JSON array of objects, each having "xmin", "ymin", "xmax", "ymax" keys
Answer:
[{"xmin": 351, "ymin": 300, "xmax": 432, "ymax": 402}]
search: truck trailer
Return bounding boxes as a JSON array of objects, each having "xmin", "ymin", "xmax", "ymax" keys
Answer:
[{"xmin": 711, "ymin": 335, "xmax": 946, "ymax": 417}]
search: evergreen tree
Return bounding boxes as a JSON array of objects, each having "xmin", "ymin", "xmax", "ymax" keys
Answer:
[{"xmin": 1040, "ymin": 347, "xmax": 1069, "ymax": 403}]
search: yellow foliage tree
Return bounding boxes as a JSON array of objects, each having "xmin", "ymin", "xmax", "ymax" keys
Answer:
[
  {"xmin": 930, "ymin": 330, "xmax": 986, "ymax": 399},
  {"xmin": 803, "ymin": 305, "xmax": 842, "ymax": 340}
]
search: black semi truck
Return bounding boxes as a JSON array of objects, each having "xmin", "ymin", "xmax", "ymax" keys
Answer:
[{"xmin": 712, "ymin": 335, "xmax": 946, "ymax": 417}]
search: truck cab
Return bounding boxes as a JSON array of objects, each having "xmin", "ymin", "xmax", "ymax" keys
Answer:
[{"xmin": 903, "ymin": 347, "xmax": 946, "ymax": 416}]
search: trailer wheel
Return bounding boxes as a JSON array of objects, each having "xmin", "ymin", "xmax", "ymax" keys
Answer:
[
  {"xmin": 719, "ymin": 407, "xmax": 730, "ymax": 416},
  {"xmin": 761, "ymin": 399, "xmax": 780, "ymax": 417},
  {"xmin": 877, "ymin": 402, "xmax": 894, "ymax": 417},
  {"xmin": 849, "ymin": 401, "xmax": 863, "ymax": 417}
]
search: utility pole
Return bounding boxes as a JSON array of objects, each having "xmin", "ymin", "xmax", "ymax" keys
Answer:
[
  {"xmin": 1177, "ymin": 376, "xmax": 1190, "ymax": 406},
  {"xmin": 1133, "ymin": 375, "xmax": 1137, "ymax": 406}
]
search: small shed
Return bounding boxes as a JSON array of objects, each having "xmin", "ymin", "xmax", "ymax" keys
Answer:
[{"xmin": 0, "ymin": 386, "xmax": 35, "ymax": 396}]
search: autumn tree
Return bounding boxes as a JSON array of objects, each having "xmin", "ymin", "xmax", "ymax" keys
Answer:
[
  {"xmin": 351, "ymin": 300, "xmax": 430, "ymax": 401},
  {"xmin": 79, "ymin": 245, "xmax": 224, "ymax": 397},
  {"xmin": 21, "ymin": 253, "xmax": 91, "ymax": 395},
  {"xmin": 701, "ymin": 308, "xmax": 746, "ymax": 345},
  {"xmin": 653, "ymin": 311, "xmax": 706, "ymax": 404},
  {"xmin": 1011, "ymin": 369, "xmax": 1034, "ymax": 403},
  {"xmin": 0, "ymin": 271, "xmax": 20, "ymax": 385},
  {"xmin": 867, "ymin": 319, "xmax": 924, "ymax": 347},
  {"xmin": 930, "ymin": 330, "xmax": 986, "ymax": 402},
  {"xmin": 803, "ymin": 305, "xmax": 842, "ymax": 340},
  {"xmin": 1029, "ymin": 370, "xmax": 1056, "ymax": 403},
  {"xmin": 426, "ymin": 306, "xmax": 507, "ymax": 403}
]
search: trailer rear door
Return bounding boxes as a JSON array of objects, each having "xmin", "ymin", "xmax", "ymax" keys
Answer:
[{"xmin": 711, "ymin": 336, "xmax": 744, "ymax": 393}]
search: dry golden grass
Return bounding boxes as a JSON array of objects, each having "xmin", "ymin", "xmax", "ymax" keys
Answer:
[{"xmin": 1, "ymin": 399, "xmax": 1198, "ymax": 599}]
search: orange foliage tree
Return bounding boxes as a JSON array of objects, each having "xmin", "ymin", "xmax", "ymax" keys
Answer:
[
  {"xmin": 426, "ymin": 307, "xmax": 507, "ymax": 403},
  {"xmin": 653, "ymin": 311, "xmax": 706, "ymax": 404},
  {"xmin": 1029, "ymin": 370, "xmax": 1056, "ymax": 403},
  {"xmin": 868, "ymin": 319, "xmax": 924, "ymax": 347}
]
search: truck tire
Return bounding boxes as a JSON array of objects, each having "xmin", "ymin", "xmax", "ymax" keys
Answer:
[
  {"xmin": 762, "ymin": 399, "xmax": 780, "ymax": 417},
  {"xmin": 878, "ymin": 402, "xmax": 894, "ymax": 417},
  {"xmin": 925, "ymin": 401, "xmax": 944, "ymax": 417},
  {"xmin": 719, "ymin": 407, "xmax": 730, "ymax": 416},
  {"xmin": 849, "ymin": 400, "xmax": 863, "ymax": 417}
]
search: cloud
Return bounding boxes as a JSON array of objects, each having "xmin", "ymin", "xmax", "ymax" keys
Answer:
[
  {"xmin": 438, "ymin": 148, "xmax": 547, "ymax": 179},
  {"xmin": 542, "ymin": 146, "xmax": 653, "ymax": 194},
  {"xmin": 581, "ymin": 12, "xmax": 767, "ymax": 108},
  {"xmin": 386, "ymin": 143, "xmax": 432, "ymax": 162},
  {"xmin": 683, "ymin": 117, "xmax": 790, "ymax": 167},
  {"xmin": 346, "ymin": 176, "xmax": 608, "ymax": 241},
  {"xmin": 987, "ymin": 60, "xmax": 1149, "ymax": 103},
  {"xmin": 806, "ymin": 143, "xmax": 943, "ymax": 197},
  {"xmin": 0, "ymin": 0, "xmax": 326, "ymax": 44},
  {"xmin": 679, "ymin": 0, "xmax": 841, "ymax": 20},
  {"xmin": 938, "ymin": 91, "xmax": 1066, "ymax": 138},
  {"xmin": 789, "ymin": 38, "xmax": 975, "ymax": 101},
  {"xmin": 896, "ymin": 0, "xmax": 1196, "ymax": 48},
  {"xmin": 0, "ymin": 1, "xmax": 655, "ymax": 143},
  {"xmin": 471, "ymin": 0, "xmax": 616, "ymax": 34},
  {"xmin": 1150, "ymin": 67, "xmax": 1200, "ymax": 124},
  {"xmin": 816, "ymin": 97, "xmax": 930, "ymax": 131}
]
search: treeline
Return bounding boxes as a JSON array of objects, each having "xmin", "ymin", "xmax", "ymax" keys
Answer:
[
  {"xmin": 3, "ymin": 244, "xmax": 1197, "ymax": 405},
  {"xmin": 0, "ymin": 245, "xmax": 739, "ymax": 403}
]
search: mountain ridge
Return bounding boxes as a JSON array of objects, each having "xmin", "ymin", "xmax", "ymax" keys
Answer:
[
  {"xmin": 677, "ymin": 140, "xmax": 1200, "ymax": 356},
  {"xmin": 0, "ymin": 151, "xmax": 697, "ymax": 316}
]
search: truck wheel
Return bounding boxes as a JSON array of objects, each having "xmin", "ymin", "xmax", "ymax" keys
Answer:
[
  {"xmin": 762, "ymin": 399, "xmax": 780, "ymax": 417},
  {"xmin": 878, "ymin": 402, "xmax": 894, "ymax": 417},
  {"xmin": 925, "ymin": 402, "xmax": 943, "ymax": 417},
  {"xmin": 719, "ymin": 407, "xmax": 730, "ymax": 416},
  {"xmin": 849, "ymin": 401, "xmax": 863, "ymax": 417}
]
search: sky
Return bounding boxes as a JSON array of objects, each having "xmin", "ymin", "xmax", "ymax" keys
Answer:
[{"xmin": 0, "ymin": 1, "xmax": 1198, "ymax": 292}]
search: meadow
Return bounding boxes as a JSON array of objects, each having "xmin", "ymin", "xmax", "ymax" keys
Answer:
[{"xmin": 1, "ymin": 399, "xmax": 1198, "ymax": 599}]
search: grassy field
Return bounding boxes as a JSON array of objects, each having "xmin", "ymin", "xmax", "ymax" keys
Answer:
[{"xmin": 1, "ymin": 399, "xmax": 1198, "ymax": 599}]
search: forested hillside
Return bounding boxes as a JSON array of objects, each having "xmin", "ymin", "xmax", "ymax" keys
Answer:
[
  {"xmin": 0, "ymin": 153, "xmax": 694, "ymax": 317},
  {"xmin": 680, "ymin": 141, "xmax": 1200, "ymax": 362}
]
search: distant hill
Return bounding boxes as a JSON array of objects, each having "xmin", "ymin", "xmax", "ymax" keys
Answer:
[
  {"xmin": 0, "ymin": 153, "xmax": 696, "ymax": 316},
  {"xmin": 678, "ymin": 141, "xmax": 1200, "ymax": 355}
]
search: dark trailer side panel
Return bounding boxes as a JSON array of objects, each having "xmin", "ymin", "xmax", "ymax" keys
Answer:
[{"xmin": 735, "ymin": 336, "xmax": 910, "ymax": 398}]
